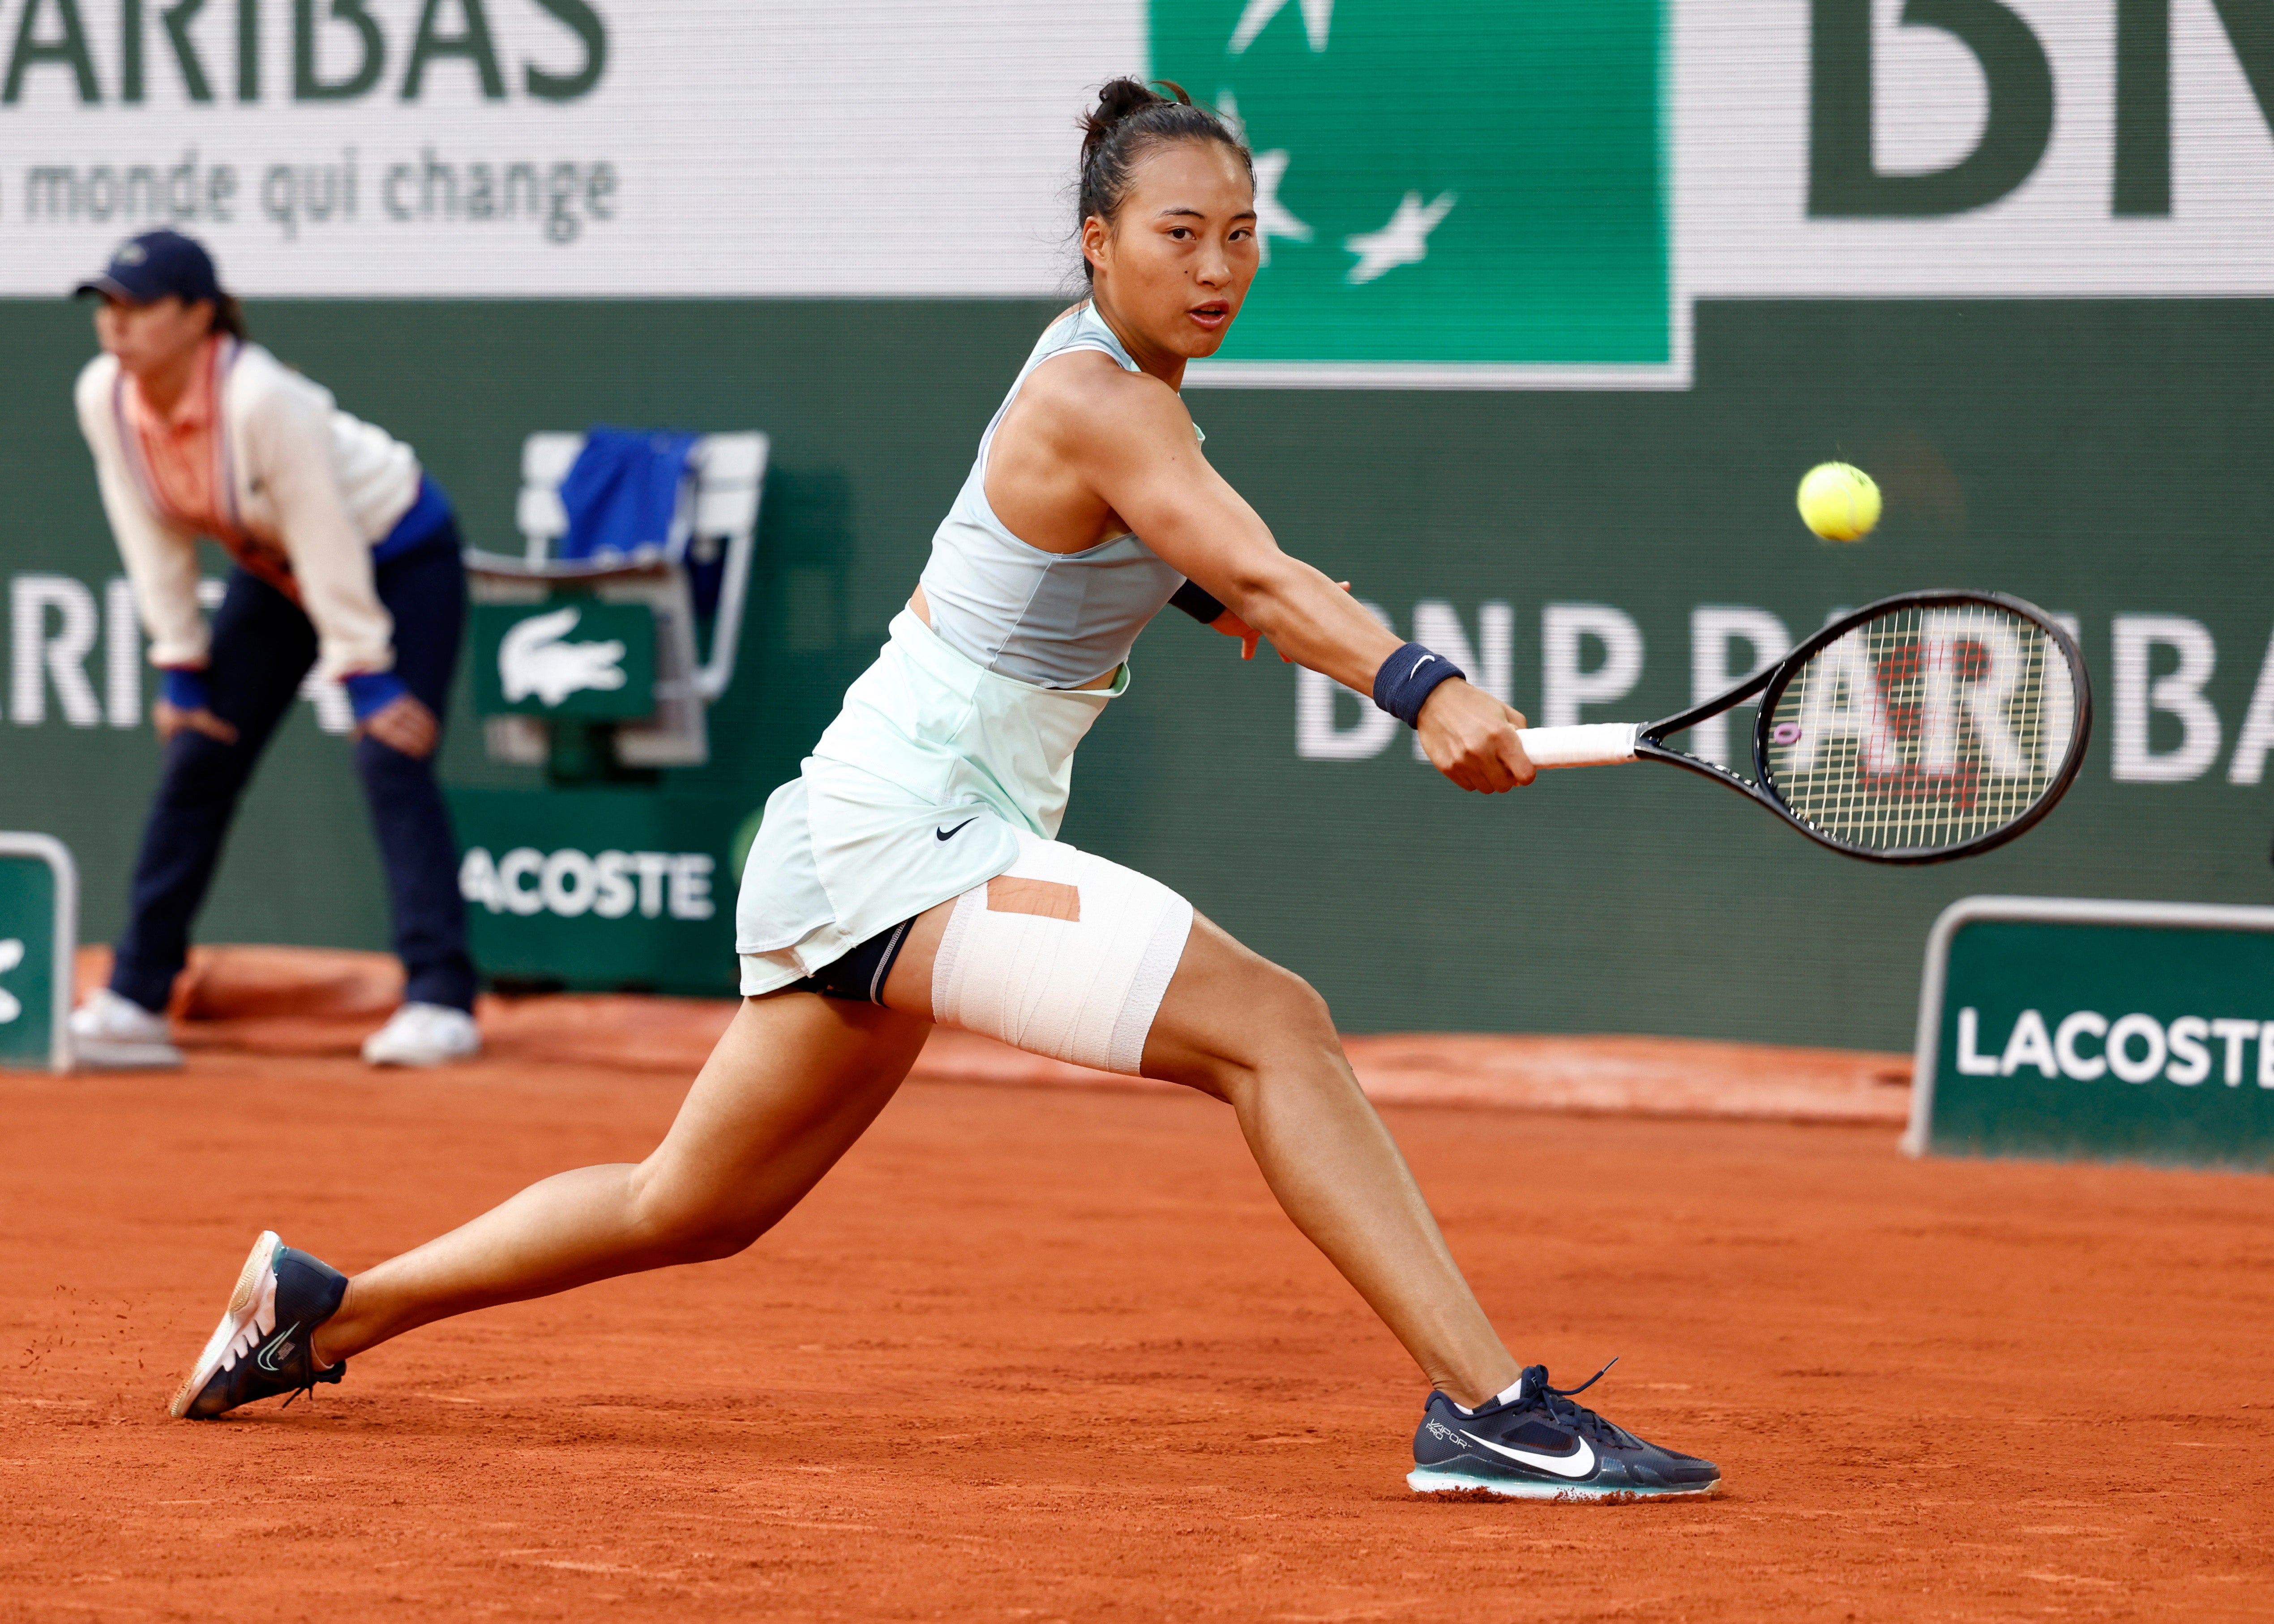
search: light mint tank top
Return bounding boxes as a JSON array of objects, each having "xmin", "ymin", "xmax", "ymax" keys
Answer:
[{"xmin": 917, "ymin": 304, "xmax": 1191, "ymax": 689}]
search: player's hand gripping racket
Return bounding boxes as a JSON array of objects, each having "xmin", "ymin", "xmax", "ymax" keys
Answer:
[{"xmin": 1512, "ymin": 590, "xmax": 2092, "ymax": 863}]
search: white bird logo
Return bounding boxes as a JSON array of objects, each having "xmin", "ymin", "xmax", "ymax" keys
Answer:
[
  {"xmin": 499, "ymin": 607, "xmax": 629, "ymax": 708},
  {"xmin": 1344, "ymin": 191, "xmax": 1459, "ymax": 285},
  {"xmin": 1250, "ymin": 149, "xmax": 1315, "ymax": 266},
  {"xmin": 0, "ymin": 938, "xmax": 24, "ymax": 1025},
  {"xmin": 1229, "ymin": 0, "xmax": 1332, "ymax": 54},
  {"xmin": 1216, "ymin": 94, "xmax": 1314, "ymax": 268}
]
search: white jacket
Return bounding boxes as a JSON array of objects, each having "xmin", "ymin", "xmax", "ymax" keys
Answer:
[{"xmin": 75, "ymin": 342, "xmax": 423, "ymax": 680}]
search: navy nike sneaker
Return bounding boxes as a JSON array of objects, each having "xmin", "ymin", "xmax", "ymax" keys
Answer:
[
  {"xmin": 168, "ymin": 1231, "xmax": 349, "ymax": 1419},
  {"xmin": 1409, "ymin": 1361, "xmax": 1719, "ymax": 1499}
]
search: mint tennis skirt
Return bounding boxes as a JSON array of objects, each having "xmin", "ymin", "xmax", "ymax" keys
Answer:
[{"xmin": 733, "ymin": 609, "xmax": 1131, "ymax": 996}]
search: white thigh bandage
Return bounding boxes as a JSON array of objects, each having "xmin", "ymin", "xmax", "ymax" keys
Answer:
[{"xmin": 930, "ymin": 836, "xmax": 1194, "ymax": 1076}]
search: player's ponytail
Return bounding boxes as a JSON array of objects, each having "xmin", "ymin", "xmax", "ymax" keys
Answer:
[{"xmin": 1077, "ymin": 77, "xmax": 1252, "ymax": 282}]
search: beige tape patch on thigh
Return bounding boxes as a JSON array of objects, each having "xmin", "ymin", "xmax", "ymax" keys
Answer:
[
  {"xmin": 932, "ymin": 836, "xmax": 1194, "ymax": 1076},
  {"xmin": 986, "ymin": 876, "xmax": 1080, "ymax": 921}
]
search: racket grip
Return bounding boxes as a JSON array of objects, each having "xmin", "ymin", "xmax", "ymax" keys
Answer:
[{"xmin": 1514, "ymin": 723, "xmax": 1641, "ymax": 769}]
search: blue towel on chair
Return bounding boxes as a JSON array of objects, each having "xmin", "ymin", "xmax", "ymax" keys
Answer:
[{"xmin": 557, "ymin": 426, "xmax": 700, "ymax": 562}]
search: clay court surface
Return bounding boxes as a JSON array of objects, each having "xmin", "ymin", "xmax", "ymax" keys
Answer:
[{"xmin": 5, "ymin": 1040, "xmax": 2272, "ymax": 1622}]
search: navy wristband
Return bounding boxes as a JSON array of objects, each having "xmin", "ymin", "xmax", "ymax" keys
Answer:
[
  {"xmin": 1372, "ymin": 642, "xmax": 1465, "ymax": 728},
  {"xmin": 1169, "ymin": 579, "xmax": 1226, "ymax": 625},
  {"xmin": 343, "ymin": 671, "xmax": 411, "ymax": 721},
  {"xmin": 160, "ymin": 668, "xmax": 210, "ymax": 712}
]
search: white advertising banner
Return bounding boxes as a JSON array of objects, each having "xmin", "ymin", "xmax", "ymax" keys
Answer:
[
  {"xmin": 7, "ymin": 1, "xmax": 2274, "ymax": 370},
  {"xmin": 1679, "ymin": 0, "xmax": 2274, "ymax": 300},
  {"xmin": 0, "ymin": 0, "xmax": 1143, "ymax": 295}
]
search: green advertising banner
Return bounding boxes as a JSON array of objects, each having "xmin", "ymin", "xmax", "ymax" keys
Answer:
[
  {"xmin": 446, "ymin": 787, "xmax": 747, "ymax": 997},
  {"xmin": 11, "ymin": 297, "xmax": 2274, "ymax": 1047},
  {"xmin": 469, "ymin": 601, "xmax": 656, "ymax": 720},
  {"xmin": 1908, "ymin": 898, "xmax": 2274, "ymax": 1172},
  {"xmin": 0, "ymin": 835, "xmax": 78, "ymax": 1074},
  {"xmin": 1152, "ymin": 0, "xmax": 1670, "ymax": 383}
]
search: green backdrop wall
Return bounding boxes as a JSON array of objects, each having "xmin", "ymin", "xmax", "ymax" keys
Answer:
[{"xmin": 4, "ymin": 295, "xmax": 2270, "ymax": 1046}]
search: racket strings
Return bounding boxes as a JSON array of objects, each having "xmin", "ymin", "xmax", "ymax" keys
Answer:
[{"xmin": 1760, "ymin": 604, "xmax": 2072, "ymax": 856}]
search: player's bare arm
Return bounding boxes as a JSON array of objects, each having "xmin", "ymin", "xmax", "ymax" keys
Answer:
[{"xmin": 1016, "ymin": 354, "xmax": 1536, "ymax": 792}]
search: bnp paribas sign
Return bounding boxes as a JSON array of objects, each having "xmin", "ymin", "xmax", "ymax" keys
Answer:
[
  {"xmin": 1153, "ymin": 0, "xmax": 1672, "ymax": 387},
  {"xmin": 13, "ymin": 2, "xmax": 2274, "ymax": 365}
]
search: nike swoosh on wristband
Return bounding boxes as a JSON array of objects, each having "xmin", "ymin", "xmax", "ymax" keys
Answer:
[
  {"xmin": 1457, "ymin": 1428, "xmax": 1597, "ymax": 1479},
  {"xmin": 256, "ymin": 1321, "xmax": 303, "ymax": 1375},
  {"xmin": 1408, "ymin": 654, "xmax": 1436, "ymax": 680},
  {"xmin": 935, "ymin": 819, "xmax": 977, "ymax": 842}
]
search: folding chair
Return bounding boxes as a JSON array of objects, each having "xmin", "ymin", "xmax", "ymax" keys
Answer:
[{"xmin": 464, "ymin": 431, "xmax": 767, "ymax": 769}]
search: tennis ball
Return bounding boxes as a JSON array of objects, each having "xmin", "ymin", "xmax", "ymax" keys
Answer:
[{"xmin": 1797, "ymin": 462, "xmax": 1882, "ymax": 542}]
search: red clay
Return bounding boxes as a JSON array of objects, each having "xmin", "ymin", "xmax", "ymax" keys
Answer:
[{"xmin": 3, "ymin": 1048, "xmax": 2270, "ymax": 1621}]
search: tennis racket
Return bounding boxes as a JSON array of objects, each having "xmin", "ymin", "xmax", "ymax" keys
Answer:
[{"xmin": 1511, "ymin": 590, "xmax": 2091, "ymax": 864}]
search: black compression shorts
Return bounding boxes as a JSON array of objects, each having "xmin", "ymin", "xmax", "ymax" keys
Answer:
[{"xmin": 788, "ymin": 917, "xmax": 916, "ymax": 1004}]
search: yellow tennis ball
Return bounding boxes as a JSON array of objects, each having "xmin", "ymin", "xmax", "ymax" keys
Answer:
[{"xmin": 1797, "ymin": 462, "xmax": 1881, "ymax": 542}]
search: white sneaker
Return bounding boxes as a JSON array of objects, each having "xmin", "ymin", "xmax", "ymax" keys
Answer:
[
  {"xmin": 361, "ymin": 1002, "xmax": 482, "ymax": 1068},
  {"xmin": 68, "ymin": 987, "xmax": 184, "ymax": 1070}
]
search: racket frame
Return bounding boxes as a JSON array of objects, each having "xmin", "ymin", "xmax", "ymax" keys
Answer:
[{"xmin": 1630, "ymin": 588, "xmax": 2093, "ymax": 865}]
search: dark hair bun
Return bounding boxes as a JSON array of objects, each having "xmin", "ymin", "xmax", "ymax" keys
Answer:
[{"xmin": 1082, "ymin": 78, "xmax": 1185, "ymax": 160}]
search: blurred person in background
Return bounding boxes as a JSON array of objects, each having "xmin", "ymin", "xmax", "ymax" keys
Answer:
[{"xmin": 66, "ymin": 229, "xmax": 480, "ymax": 1071}]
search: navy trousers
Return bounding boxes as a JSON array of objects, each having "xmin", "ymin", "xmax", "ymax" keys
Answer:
[{"xmin": 109, "ymin": 534, "xmax": 476, "ymax": 1013}]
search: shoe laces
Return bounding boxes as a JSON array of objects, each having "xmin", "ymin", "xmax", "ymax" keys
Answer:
[
  {"xmin": 275, "ymin": 1353, "xmax": 342, "ymax": 1410},
  {"xmin": 1513, "ymin": 1358, "xmax": 1634, "ymax": 1447}
]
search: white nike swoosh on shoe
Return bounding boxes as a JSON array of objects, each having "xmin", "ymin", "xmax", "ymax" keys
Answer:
[
  {"xmin": 1458, "ymin": 1428, "xmax": 1597, "ymax": 1479},
  {"xmin": 255, "ymin": 1320, "xmax": 303, "ymax": 1375}
]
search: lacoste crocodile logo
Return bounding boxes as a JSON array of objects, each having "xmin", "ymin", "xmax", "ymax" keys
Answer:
[
  {"xmin": 0, "ymin": 938, "xmax": 21, "ymax": 1025},
  {"xmin": 500, "ymin": 607, "xmax": 629, "ymax": 707}
]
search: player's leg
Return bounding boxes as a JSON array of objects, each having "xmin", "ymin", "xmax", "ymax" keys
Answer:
[
  {"xmin": 880, "ymin": 888, "xmax": 1515, "ymax": 1408},
  {"xmin": 170, "ymin": 989, "xmax": 930, "ymax": 1415},
  {"xmin": 312, "ymin": 991, "xmax": 929, "ymax": 1363},
  {"xmin": 1135, "ymin": 915, "xmax": 1524, "ymax": 1407},
  {"xmin": 1146, "ymin": 928, "xmax": 1715, "ymax": 1494},
  {"xmin": 878, "ymin": 862, "xmax": 1717, "ymax": 1496},
  {"xmin": 106, "ymin": 569, "xmax": 318, "ymax": 1013}
]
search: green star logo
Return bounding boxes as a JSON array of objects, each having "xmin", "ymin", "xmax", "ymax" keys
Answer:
[{"xmin": 1152, "ymin": 0, "xmax": 1674, "ymax": 386}]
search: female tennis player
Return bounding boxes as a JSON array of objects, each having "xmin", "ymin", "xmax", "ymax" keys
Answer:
[
  {"xmin": 69, "ymin": 229, "xmax": 480, "ymax": 1070},
  {"xmin": 167, "ymin": 83, "xmax": 1717, "ymax": 1500}
]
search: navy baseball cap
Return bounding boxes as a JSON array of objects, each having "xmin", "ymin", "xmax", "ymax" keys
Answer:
[{"xmin": 74, "ymin": 229, "xmax": 221, "ymax": 305}]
